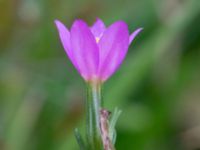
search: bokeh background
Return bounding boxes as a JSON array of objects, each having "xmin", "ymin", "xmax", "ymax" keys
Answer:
[{"xmin": 1, "ymin": 0, "xmax": 200, "ymax": 149}]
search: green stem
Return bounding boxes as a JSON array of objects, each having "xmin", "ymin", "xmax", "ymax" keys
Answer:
[{"xmin": 86, "ymin": 81, "xmax": 103, "ymax": 150}]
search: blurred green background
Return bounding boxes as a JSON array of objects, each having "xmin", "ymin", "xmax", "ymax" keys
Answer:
[{"xmin": 0, "ymin": 0, "xmax": 200, "ymax": 149}]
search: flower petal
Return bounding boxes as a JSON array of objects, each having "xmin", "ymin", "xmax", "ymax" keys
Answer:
[
  {"xmin": 98, "ymin": 21, "xmax": 129, "ymax": 81},
  {"xmin": 54, "ymin": 20, "xmax": 72, "ymax": 58},
  {"xmin": 90, "ymin": 18, "xmax": 106, "ymax": 39},
  {"xmin": 70, "ymin": 19, "xmax": 99, "ymax": 81},
  {"xmin": 55, "ymin": 20, "xmax": 80, "ymax": 72},
  {"xmin": 129, "ymin": 28, "xmax": 143, "ymax": 44}
]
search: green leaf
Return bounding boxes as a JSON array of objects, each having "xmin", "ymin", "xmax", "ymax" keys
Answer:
[
  {"xmin": 74, "ymin": 128, "xmax": 86, "ymax": 150},
  {"xmin": 109, "ymin": 108, "xmax": 122, "ymax": 144}
]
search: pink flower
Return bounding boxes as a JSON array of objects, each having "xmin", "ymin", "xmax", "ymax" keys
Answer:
[{"xmin": 55, "ymin": 18, "xmax": 142, "ymax": 82}]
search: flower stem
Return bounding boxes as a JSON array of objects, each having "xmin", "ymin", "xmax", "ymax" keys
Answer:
[{"xmin": 86, "ymin": 82, "xmax": 103, "ymax": 150}]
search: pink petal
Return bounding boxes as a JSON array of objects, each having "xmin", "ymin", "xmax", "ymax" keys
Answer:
[
  {"xmin": 90, "ymin": 18, "xmax": 106, "ymax": 39},
  {"xmin": 54, "ymin": 20, "xmax": 72, "ymax": 58},
  {"xmin": 98, "ymin": 21, "xmax": 129, "ymax": 81},
  {"xmin": 129, "ymin": 28, "xmax": 143, "ymax": 44},
  {"xmin": 54, "ymin": 20, "xmax": 79, "ymax": 72},
  {"xmin": 70, "ymin": 19, "xmax": 99, "ymax": 81}
]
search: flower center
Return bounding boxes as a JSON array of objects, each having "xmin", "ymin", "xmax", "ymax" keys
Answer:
[{"xmin": 95, "ymin": 37, "xmax": 100, "ymax": 43}]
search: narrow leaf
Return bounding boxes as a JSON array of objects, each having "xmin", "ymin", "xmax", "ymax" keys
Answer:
[
  {"xmin": 109, "ymin": 108, "xmax": 122, "ymax": 144},
  {"xmin": 74, "ymin": 128, "xmax": 86, "ymax": 150}
]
